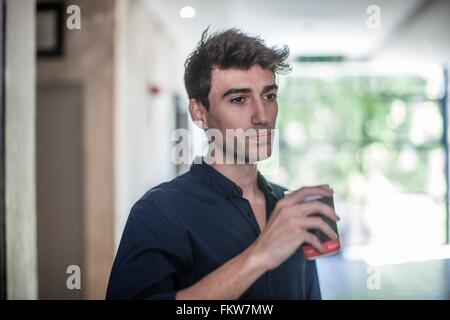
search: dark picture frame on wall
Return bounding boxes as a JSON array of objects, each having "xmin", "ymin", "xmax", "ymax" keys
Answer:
[{"xmin": 36, "ymin": 3, "xmax": 64, "ymax": 57}]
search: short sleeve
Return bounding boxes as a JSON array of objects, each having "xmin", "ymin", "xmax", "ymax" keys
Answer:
[{"xmin": 106, "ymin": 197, "xmax": 191, "ymax": 299}]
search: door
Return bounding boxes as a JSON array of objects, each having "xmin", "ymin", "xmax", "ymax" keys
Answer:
[{"xmin": 36, "ymin": 84, "xmax": 83, "ymax": 299}]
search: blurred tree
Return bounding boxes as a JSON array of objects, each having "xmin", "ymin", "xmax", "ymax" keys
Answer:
[{"xmin": 274, "ymin": 75, "xmax": 446, "ymax": 245}]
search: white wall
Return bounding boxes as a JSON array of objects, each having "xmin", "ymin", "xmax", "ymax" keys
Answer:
[
  {"xmin": 114, "ymin": 0, "xmax": 181, "ymax": 247},
  {"xmin": 5, "ymin": 0, "xmax": 37, "ymax": 299}
]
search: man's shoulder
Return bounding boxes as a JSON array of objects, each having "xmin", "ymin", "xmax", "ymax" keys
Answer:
[
  {"xmin": 120, "ymin": 175, "xmax": 192, "ymax": 264},
  {"xmin": 130, "ymin": 171, "xmax": 195, "ymax": 218},
  {"xmin": 137, "ymin": 174, "xmax": 187, "ymax": 205}
]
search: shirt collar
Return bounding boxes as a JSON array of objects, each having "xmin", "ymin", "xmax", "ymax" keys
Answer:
[{"xmin": 189, "ymin": 157, "xmax": 274, "ymax": 200}]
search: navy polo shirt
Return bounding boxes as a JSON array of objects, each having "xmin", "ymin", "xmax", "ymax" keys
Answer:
[{"xmin": 106, "ymin": 158, "xmax": 321, "ymax": 300}]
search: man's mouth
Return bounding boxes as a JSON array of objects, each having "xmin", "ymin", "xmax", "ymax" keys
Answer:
[
  {"xmin": 249, "ymin": 129, "xmax": 273, "ymax": 136},
  {"xmin": 248, "ymin": 130, "xmax": 273, "ymax": 144}
]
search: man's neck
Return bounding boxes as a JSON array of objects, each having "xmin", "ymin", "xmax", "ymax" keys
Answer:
[{"xmin": 204, "ymin": 154, "xmax": 260, "ymax": 198}]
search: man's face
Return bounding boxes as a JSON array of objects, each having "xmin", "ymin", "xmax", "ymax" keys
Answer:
[{"xmin": 204, "ymin": 64, "xmax": 278, "ymax": 163}]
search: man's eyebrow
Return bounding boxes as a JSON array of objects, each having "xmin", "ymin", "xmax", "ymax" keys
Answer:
[
  {"xmin": 221, "ymin": 84, "xmax": 278, "ymax": 99},
  {"xmin": 262, "ymin": 84, "xmax": 278, "ymax": 93},
  {"xmin": 221, "ymin": 88, "xmax": 252, "ymax": 99}
]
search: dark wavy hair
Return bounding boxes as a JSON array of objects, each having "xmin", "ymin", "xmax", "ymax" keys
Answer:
[{"xmin": 184, "ymin": 28, "xmax": 291, "ymax": 110}]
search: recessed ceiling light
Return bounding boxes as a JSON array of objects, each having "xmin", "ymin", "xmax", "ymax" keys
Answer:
[{"xmin": 180, "ymin": 6, "xmax": 195, "ymax": 19}]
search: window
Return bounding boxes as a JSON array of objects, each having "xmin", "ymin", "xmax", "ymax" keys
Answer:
[{"xmin": 261, "ymin": 63, "xmax": 448, "ymax": 264}]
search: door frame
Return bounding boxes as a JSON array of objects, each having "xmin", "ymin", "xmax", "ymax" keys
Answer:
[{"xmin": 0, "ymin": 0, "xmax": 7, "ymax": 300}]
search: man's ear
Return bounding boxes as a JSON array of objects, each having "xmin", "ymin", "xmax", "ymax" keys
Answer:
[{"xmin": 188, "ymin": 98, "xmax": 209, "ymax": 130}]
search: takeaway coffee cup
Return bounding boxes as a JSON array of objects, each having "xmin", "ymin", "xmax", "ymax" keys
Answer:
[
  {"xmin": 284, "ymin": 190, "xmax": 341, "ymax": 260},
  {"xmin": 301, "ymin": 194, "xmax": 340, "ymax": 259}
]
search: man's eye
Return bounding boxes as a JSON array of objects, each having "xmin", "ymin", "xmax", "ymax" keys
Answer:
[
  {"xmin": 231, "ymin": 96, "xmax": 247, "ymax": 104},
  {"xmin": 265, "ymin": 93, "xmax": 277, "ymax": 101}
]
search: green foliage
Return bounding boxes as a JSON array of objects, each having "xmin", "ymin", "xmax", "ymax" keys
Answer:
[{"xmin": 277, "ymin": 76, "xmax": 445, "ymax": 197}]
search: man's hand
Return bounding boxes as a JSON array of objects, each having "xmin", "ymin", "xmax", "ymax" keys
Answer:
[{"xmin": 250, "ymin": 185, "xmax": 339, "ymax": 271}]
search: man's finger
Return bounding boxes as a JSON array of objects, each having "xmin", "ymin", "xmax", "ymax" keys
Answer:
[
  {"xmin": 301, "ymin": 232, "xmax": 324, "ymax": 253},
  {"xmin": 302, "ymin": 217, "xmax": 338, "ymax": 240},
  {"xmin": 283, "ymin": 185, "xmax": 333, "ymax": 207},
  {"xmin": 293, "ymin": 200, "xmax": 338, "ymax": 222}
]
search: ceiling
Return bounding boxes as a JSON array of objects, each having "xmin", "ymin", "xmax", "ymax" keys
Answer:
[{"xmin": 146, "ymin": 0, "xmax": 444, "ymax": 60}]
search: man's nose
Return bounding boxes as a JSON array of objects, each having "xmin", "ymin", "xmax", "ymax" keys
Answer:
[{"xmin": 251, "ymin": 98, "xmax": 269, "ymax": 125}]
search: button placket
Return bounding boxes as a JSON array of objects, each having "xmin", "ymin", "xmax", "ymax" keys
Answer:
[{"xmin": 228, "ymin": 191, "xmax": 261, "ymax": 236}]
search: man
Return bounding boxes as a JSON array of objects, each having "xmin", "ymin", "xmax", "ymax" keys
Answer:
[{"xmin": 106, "ymin": 28, "xmax": 338, "ymax": 300}]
